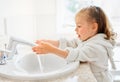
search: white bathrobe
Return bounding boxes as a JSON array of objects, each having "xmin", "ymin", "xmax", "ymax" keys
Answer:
[{"xmin": 59, "ymin": 34, "xmax": 115, "ymax": 82}]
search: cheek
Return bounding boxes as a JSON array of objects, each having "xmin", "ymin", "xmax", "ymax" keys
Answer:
[
  {"xmin": 79, "ymin": 28, "xmax": 91, "ymax": 39},
  {"xmin": 78, "ymin": 28, "xmax": 87, "ymax": 35}
]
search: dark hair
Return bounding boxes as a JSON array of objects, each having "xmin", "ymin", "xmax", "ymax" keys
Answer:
[{"xmin": 76, "ymin": 6, "xmax": 115, "ymax": 40}]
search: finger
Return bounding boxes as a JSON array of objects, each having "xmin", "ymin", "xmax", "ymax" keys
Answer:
[
  {"xmin": 36, "ymin": 40, "xmax": 40, "ymax": 44},
  {"xmin": 32, "ymin": 47, "xmax": 38, "ymax": 52},
  {"xmin": 36, "ymin": 39, "xmax": 45, "ymax": 43},
  {"xmin": 32, "ymin": 46, "xmax": 39, "ymax": 50},
  {"xmin": 32, "ymin": 46, "xmax": 36, "ymax": 49},
  {"xmin": 36, "ymin": 51, "xmax": 43, "ymax": 54},
  {"xmin": 32, "ymin": 48, "xmax": 37, "ymax": 52},
  {"xmin": 40, "ymin": 41, "xmax": 47, "ymax": 45},
  {"xmin": 32, "ymin": 47, "xmax": 36, "ymax": 51},
  {"xmin": 41, "ymin": 40, "xmax": 47, "ymax": 42}
]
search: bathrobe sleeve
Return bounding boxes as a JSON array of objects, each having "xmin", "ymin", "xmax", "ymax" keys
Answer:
[
  {"xmin": 59, "ymin": 38, "xmax": 79, "ymax": 49},
  {"xmin": 65, "ymin": 43, "xmax": 107, "ymax": 63}
]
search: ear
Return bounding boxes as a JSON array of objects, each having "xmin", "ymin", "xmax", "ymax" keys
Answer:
[{"xmin": 92, "ymin": 23, "xmax": 98, "ymax": 32}]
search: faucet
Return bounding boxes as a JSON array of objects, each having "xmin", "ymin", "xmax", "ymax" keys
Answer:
[
  {"xmin": 6, "ymin": 36, "xmax": 37, "ymax": 59},
  {"xmin": 0, "ymin": 48, "xmax": 11, "ymax": 65}
]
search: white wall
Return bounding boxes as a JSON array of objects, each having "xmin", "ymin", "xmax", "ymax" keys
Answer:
[{"xmin": 0, "ymin": 0, "xmax": 56, "ymax": 41}]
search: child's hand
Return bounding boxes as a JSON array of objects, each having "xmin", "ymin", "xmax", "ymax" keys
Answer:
[
  {"xmin": 32, "ymin": 41, "xmax": 55, "ymax": 54},
  {"xmin": 36, "ymin": 40, "xmax": 48, "ymax": 44}
]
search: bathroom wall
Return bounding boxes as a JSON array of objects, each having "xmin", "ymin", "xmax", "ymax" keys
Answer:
[{"xmin": 0, "ymin": 0, "xmax": 56, "ymax": 41}]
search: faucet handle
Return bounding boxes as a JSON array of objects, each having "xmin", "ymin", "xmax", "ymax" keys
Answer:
[
  {"xmin": 0, "ymin": 49, "xmax": 11, "ymax": 65},
  {"xmin": 0, "ymin": 51, "xmax": 7, "ymax": 65}
]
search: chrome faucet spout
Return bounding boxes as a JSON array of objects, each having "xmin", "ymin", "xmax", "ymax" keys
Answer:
[{"xmin": 6, "ymin": 36, "xmax": 37, "ymax": 59}]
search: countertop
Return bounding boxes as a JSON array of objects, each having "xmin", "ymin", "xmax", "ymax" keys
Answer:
[{"xmin": 0, "ymin": 62, "xmax": 97, "ymax": 82}]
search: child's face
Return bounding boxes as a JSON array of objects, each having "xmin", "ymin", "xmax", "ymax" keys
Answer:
[{"xmin": 75, "ymin": 16, "xmax": 97, "ymax": 41}]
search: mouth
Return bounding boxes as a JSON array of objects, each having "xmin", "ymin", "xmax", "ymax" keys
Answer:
[{"xmin": 76, "ymin": 33, "xmax": 80, "ymax": 38}]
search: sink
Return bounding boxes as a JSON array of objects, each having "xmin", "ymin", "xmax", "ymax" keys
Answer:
[{"xmin": 0, "ymin": 53, "xmax": 79, "ymax": 80}]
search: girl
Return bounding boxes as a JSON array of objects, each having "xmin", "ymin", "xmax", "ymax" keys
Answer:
[{"xmin": 32, "ymin": 6, "xmax": 116, "ymax": 82}]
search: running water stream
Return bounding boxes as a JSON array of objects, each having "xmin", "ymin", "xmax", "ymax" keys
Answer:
[{"xmin": 37, "ymin": 55, "xmax": 43, "ymax": 73}]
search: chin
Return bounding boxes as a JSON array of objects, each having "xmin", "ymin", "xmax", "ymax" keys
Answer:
[{"xmin": 78, "ymin": 37, "xmax": 82, "ymax": 41}]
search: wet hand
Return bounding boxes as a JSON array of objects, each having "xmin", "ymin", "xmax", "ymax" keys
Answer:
[{"xmin": 32, "ymin": 41, "xmax": 55, "ymax": 54}]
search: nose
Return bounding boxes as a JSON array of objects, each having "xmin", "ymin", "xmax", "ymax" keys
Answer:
[{"xmin": 75, "ymin": 27, "xmax": 77, "ymax": 32}]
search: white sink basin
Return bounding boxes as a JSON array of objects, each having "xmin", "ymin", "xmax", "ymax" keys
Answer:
[{"xmin": 0, "ymin": 53, "xmax": 79, "ymax": 80}]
